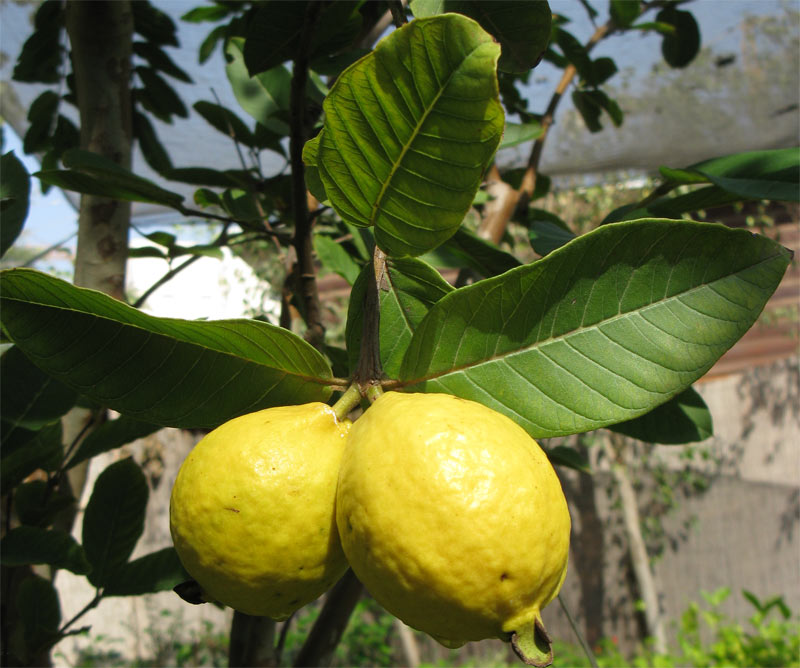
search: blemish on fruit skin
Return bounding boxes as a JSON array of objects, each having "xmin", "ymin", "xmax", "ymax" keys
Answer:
[
  {"xmin": 500, "ymin": 572, "xmax": 509, "ymax": 581},
  {"xmin": 224, "ymin": 507, "xmax": 240, "ymax": 513}
]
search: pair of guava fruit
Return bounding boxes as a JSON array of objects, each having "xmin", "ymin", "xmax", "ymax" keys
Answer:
[{"xmin": 169, "ymin": 391, "xmax": 571, "ymax": 662}]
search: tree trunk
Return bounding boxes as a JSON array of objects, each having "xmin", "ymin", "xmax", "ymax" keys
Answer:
[
  {"xmin": 66, "ymin": 0, "xmax": 133, "ymax": 299},
  {"xmin": 58, "ymin": 0, "xmax": 134, "ymax": 545}
]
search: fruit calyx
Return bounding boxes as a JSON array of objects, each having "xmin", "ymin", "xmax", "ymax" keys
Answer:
[{"xmin": 511, "ymin": 617, "xmax": 553, "ymax": 667}]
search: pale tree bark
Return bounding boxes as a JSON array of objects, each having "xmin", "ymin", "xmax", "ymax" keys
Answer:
[
  {"xmin": 66, "ymin": 0, "xmax": 133, "ymax": 298},
  {"xmin": 60, "ymin": 0, "xmax": 134, "ymax": 522}
]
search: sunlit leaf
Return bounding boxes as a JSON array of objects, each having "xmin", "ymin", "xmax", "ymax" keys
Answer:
[
  {"xmin": 0, "ymin": 269, "xmax": 334, "ymax": 429},
  {"xmin": 399, "ymin": 219, "xmax": 792, "ymax": 438},
  {"xmin": 316, "ymin": 14, "xmax": 504, "ymax": 257}
]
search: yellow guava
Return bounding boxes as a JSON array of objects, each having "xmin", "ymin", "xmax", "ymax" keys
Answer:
[
  {"xmin": 170, "ymin": 403, "xmax": 351, "ymax": 619},
  {"xmin": 336, "ymin": 391, "xmax": 571, "ymax": 658}
]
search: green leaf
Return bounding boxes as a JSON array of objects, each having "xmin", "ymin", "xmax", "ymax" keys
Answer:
[
  {"xmin": 193, "ymin": 100, "xmax": 256, "ymax": 146},
  {"xmin": 14, "ymin": 481, "xmax": 74, "ymax": 528},
  {"xmin": 410, "ymin": 0, "xmax": 552, "ymax": 74},
  {"xmin": 135, "ymin": 66, "xmax": 189, "ymax": 120},
  {"xmin": 314, "ymin": 235, "xmax": 362, "ymax": 285},
  {"xmin": 547, "ymin": 445, "xmax": 591, "ymax": 473},
  {"xmin": 316, "ymin": 14, "xmax": 504, "ymax": 257},
  {"xmin": 610, "ymin": 0, "xmax": 640, "ymax": 28},
  {"xmin": 347, "ymin": 257, "xmax": 454, "ymax": 377},
  {"xmin": 82, "ymin": 458, "xmax": 148, "ymax": 588},
  {"xmin": 691, "ymin": 148, "xmax": 800, "ymax": 203},
  {"xmin": 0, "ymin": 269, "xmax": 333, "ymax": 429},
  {"xmin": 199, "ymin": 25, "xmax": 228, "ymax": 64},
  {"xmin": 423, "ymin": 226, "xmax": 521, "ymax": 278},
  {"xmin": 1, "ymin": 422, "xmax": 63, "ymax": 490},
  {"xmin": 399, "ymin": 219, "xmax": 792, "ymax": 438},
  {"xmin": 499, "ymin": 121, "xmax": 543, "ymax": 149},
  {"xmin": 529, "ymin": 219, "xmax": 577, "ymax": 256},
  {"xmin": 572, "ymin": 89, "xmax": 623, "ymax": 133},
  {"xmin": 36, "ymin": 149, "xmax": 185, "ymax": 209},
  {"xmin": 16, "ymin": 575, "xmax": 61, "ymax": 660},
  {"xmin": 24, "ymin": 91, "xmax": 60, "ymax": 154},
  {"xmin": 226, "ymin": 39, "xmax": 291, "ymax": 135},
  {"xmin": 12, "ymin": 1, "xmax": 64, "ymax": 84},
  {"xmin": 133, "ymin": 111, "xmax": 173, "ymax": 174},
  {"xmin": 303, "ymin": 133, "xmax": 328, "ymax": 203},
  {"xmin": 1, "ymin": 345, "xmax": 78, "ymax": 429},
  {"xmin": 0, "ymin": 152, "xmax": 31, "ymax": 258},
  {"xmin": 103, "ymin": 547, "xmax": 189, "ymax": 597},
  {"xmin": 243, "ymin": 1, "xmax": 363, "ymax": 76},
  {"xmin": 1, "ymin": 526, "xmax": 91, "ymax": 575},
  {"xmin": 657, "ymin": 6, "xmax": 700, "ymax": 69},
  {"xmin": 132, "ymin": 41, "xmax": 193, "ymax": 83},
  {"xmin": 611, "ymin": 386, "xmax": 713, "ymax": 444},
  {"xmin": 165, "ymin": 167, "xmax": 238, "ymax": 189},
  {"xmin": 66, "ymin": 416, "xmax": 161, "ymax": 470},
  {"xmin": 182, "ymin": 5, "xmax": 231, "ymax": 22},
  {"xmin": 132, "ymin": 0, "xmax": 179, "ymax": 47}
]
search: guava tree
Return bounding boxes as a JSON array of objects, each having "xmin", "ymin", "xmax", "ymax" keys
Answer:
[{"xmin": 1, "ymin": 1, "xmax": 796, "ymax": 666}]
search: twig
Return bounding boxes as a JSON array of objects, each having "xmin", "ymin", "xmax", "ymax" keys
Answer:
[
  {"xmin": 558, "ymin": 594, "xmax": 599, "ymax": 668},
  {"xmin": 388, "ymin": 0, "xmax": 408, "ymax": 27},
  {"xmin": 354, "ymin": 247, "xmax": 386, "ymax": 390},
  {"xmin": 131, "ymin": 225, "xmax": 235, "ymax": 309},
  {"xmin": 479, "ymin": 19, "xmax": 614, "ymax": 245},
  {"xmin": 21, "ymin": 232, "xmax": 78, "ymax": 268},
  {"xmin": 292, "ymin": 570, "xmax": 364, "ymax": 667},
  {"xmin": 289, "ymin": 2, "xmax": 325, "ymax": 350}
]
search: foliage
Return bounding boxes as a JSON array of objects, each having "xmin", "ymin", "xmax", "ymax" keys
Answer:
[
  {"xmin": 0, "ymin": 0, "xmax": 796, "ymax": 665},
  {"xmin": 551, "ymin": 589, "xmax": 800, "ymax": 668}
]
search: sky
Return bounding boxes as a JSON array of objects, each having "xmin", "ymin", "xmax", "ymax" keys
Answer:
[{"xmin": 1, "ymin": 0, "xmax": 796, "ymax": 258}]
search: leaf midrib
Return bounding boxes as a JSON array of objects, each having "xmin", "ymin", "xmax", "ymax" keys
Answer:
[
  {"xmin": 1, "ymin": 295, "xmax": 333, "ymax": 386},
  {"xmin": 369, "ymin": 31, "xmax": 486, "ymax": 227},
  {"xmin": 400, "ymin": 251, "xmax": 782, "ymax": 385}
]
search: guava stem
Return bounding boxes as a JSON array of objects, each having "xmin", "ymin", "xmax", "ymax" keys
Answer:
[
  {"xmin": 332, "ymin": 384, "xmax": 363, "ymax": 420},
  {"xmin": 365, "ymin": 384, "xmax": 384, "ymax": 403}
]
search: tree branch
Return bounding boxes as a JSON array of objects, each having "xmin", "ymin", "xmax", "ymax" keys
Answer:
[
  {"xmin": 292, "ymin": 570, "xmax": 364, "ymax": 668},
  {"xmin": 354, "ymin": 247, "xmax": 387, "ymax": 390},
  {"xmin": 478, "ymin": 19, "xmax": 614, "ymax": 245},
  {"xmin": 289, "ymin": 2, "xmax": 325, "ymax": 350}
]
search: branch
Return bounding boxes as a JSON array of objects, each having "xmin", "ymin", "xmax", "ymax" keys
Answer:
[
  {"xmin": 289, "ymin": 2, "xmax": 325, "ymax": 350},
  {"xmin": 292, "ymin": 569, "xmax": 364, "ymax": 668},
  {"xmin": 478, "ymin": 19, "xmax": 614, "ymax": 245},
  {"xmin": 354, "ymin": 247, "xmax": 387, "ymax": 390}
]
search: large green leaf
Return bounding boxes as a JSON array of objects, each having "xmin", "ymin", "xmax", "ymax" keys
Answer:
[
  {"xmin": 687, "ymin": 148, "xmax": 799, "ymax": 203},
  {"xmin": 1, "ymin": 345, "xmax": 78, "ymax": 429},
  {"xmin": 15, "ymin": 575, "xmax": 61, "ymax": 662},
  {"xmin": 82, "ymin": 458, "xmax": 148, "ymax": 588},
  {"xmin": 422, "ymin": 225, "xmax": 521, "ymax": 277},
  {"xmin": 409, "ymin": 0, "xmax": 552, "ymax": 73},
  {"xmin": 102, "ymin": 546, "xmax": 189, "ymax": 597},
  {"xmin": 226, "ymin": 38, "xmax": 290, "ymax": 135},
  {"xmin": 1, "ymin": 526, "xmax": 91, "ymax": 575},
  {"xmin": 0, "ymin": 269, "xmax": 333, "ymax": 429},
  {"xmin": 315, "ymin": 14, "xmax": 504, "ymax": 257},
  {"xmin": 243, "ymin": 1, "xmax": 363, "ymax": 76},
  {"xmin": 399, "ymin": 219, "xmax": 792, "ymax": 438},
  {"xmin": 36, "ymin": 149, "xmax": 185, "ymax": 209},
  {"xmin": 1, "ymin": 422, "xmax": 63, "ymax": 490},
  {"xmin": 347, "ymin": 257, "xmax": 454, "ymax": 377},
  {"xmin": 0, "ymin": 152, "xmax": 31, "ymax": 258},
  {"xmin": 611, "ymin": 386, "xmax": 713, "ymax": 444}
]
